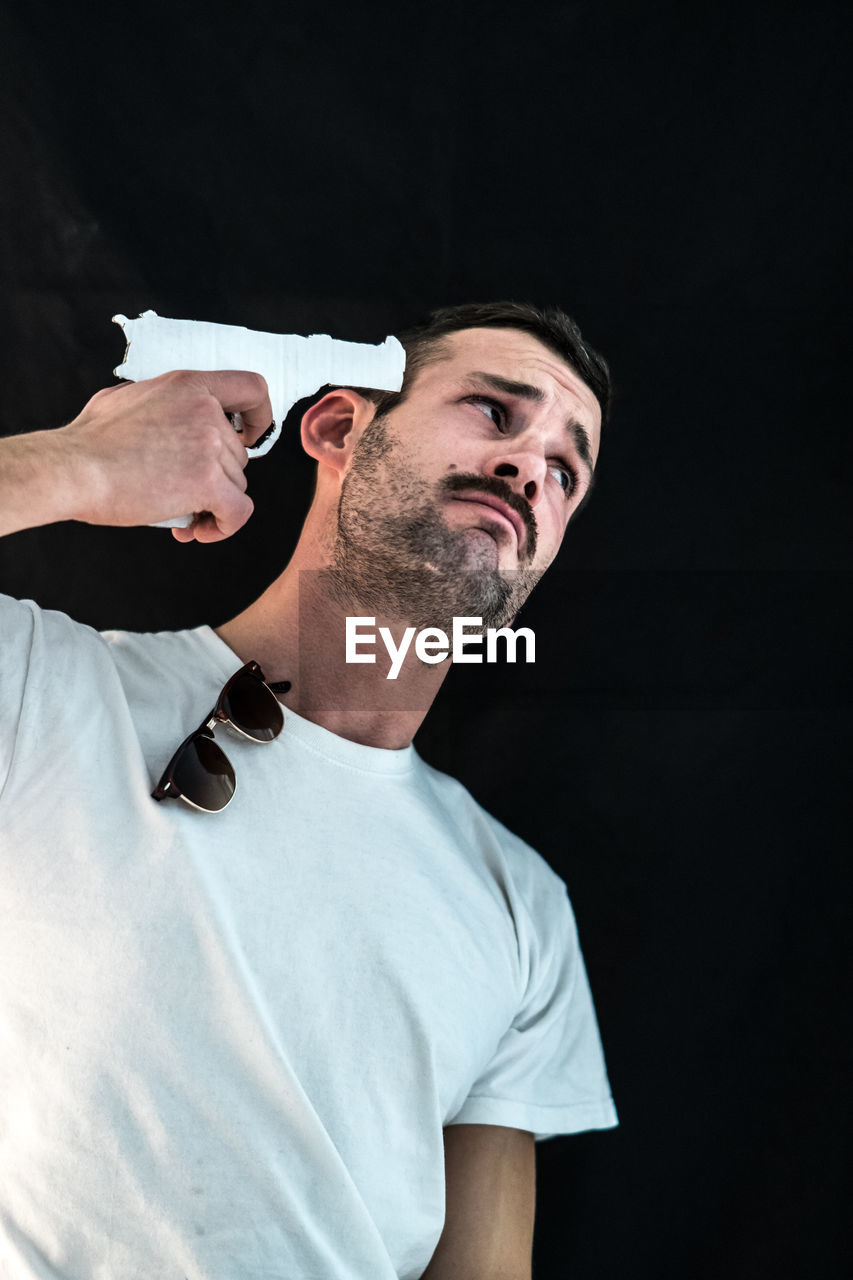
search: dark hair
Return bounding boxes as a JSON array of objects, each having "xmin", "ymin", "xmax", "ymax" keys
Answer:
[{"xmin": 355, "ymin": 300, "xmax": 612, "ymax": 425}]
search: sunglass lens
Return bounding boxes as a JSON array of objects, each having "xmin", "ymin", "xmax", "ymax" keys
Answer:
[
  {"xmin": 172, "ymin": 734, "xmax": 236, "ymax": 812},
  {"xmin": 222, "ymin": 674, "xmax": 284, "ymax": 742}
]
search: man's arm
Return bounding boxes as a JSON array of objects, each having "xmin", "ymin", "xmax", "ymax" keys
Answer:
[
  {"xmin": 0, "ymin": 370, "xmax": 273, "ymax": 543},
  {"xmin": 420, "ymin": 1124, "xmax": 536, "ymax": 1280}
]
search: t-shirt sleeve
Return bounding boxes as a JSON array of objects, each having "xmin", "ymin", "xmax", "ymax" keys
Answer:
[
  {"xmin": 0, "ymin": 593, "xmax": 113, "ymax": 807},
  {"xmin": 450, "ymin": 856, "xmax": 618, "ymax": 1142},
  {"xmin": 0, "ymin": 594, "xmax": 39, "ymax": 801}
]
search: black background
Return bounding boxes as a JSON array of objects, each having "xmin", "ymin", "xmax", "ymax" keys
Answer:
[{"xmin": 0, "ymin": 2, "xmax": 850, "ymax": 1276}]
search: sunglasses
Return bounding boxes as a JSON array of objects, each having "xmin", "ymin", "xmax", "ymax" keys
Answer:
[{"xmin": 152, "ymin": 661, "xmax": 289, "ymax": 813}]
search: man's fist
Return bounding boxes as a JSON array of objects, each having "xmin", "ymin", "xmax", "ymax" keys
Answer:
[{"xmin": 59, "ymin": 370, "xmax": 274, "ymax": 543}]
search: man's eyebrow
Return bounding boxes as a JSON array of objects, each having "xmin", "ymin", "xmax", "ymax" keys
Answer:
[
  {"xmin": 462, "ymin": 371, "xmax": 596, "ymax": 477},
  {"xmin": 465, "ymin": 371, "xmax": 546, "ymax": 404},
  {"xmin": 566, "ymin": 420, "xmax": 595, "ymax": 477}
]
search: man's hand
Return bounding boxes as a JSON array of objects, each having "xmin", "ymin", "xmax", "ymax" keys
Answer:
[{"xmin": 56, "ymin": 370, "xmax": 274, "ymax": 543}]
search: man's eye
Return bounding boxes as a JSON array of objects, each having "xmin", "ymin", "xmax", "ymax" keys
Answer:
[
  {"xmin": 469, "ymin": 396, "xmax": 507, "ymax": 430},
  {"xmin": 549, "ymin": 464, "xmax": 576, "ymax": 497}
]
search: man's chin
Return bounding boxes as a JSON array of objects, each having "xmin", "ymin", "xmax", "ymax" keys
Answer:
[
  {"xmin": 420, "ymin": 571, "xmax": 518, "ymax": 633},
  {"xmin": 448, "ymin": 526, "xmax": 504, "ymax": 572}
]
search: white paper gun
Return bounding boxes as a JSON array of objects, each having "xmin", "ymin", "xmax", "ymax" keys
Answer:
[{"xmin": 112, "ymin": 310, "xmax": 407, "ymax": 528}]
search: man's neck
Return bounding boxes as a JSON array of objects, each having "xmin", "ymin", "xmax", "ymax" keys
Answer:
[{"xmin": 214, "ymin": 564, "xmax": 450, "ymax": 751}]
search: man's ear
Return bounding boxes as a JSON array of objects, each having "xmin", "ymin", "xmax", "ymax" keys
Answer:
[{"xmin": 299, "ymin": 389, "xmax": 373, "ymax": 473}]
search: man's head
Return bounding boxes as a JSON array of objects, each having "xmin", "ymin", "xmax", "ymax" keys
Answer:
[{"xmin": 298, "ymin": 302, "xmax": 609, "ymax": 631}]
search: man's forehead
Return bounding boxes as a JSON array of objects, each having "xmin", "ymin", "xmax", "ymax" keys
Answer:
[{"xmin": 425, "ymin": 326, "xmax": 602, "ymax": 455}]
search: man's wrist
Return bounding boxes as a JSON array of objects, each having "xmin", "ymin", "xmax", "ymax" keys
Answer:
[{"xmin": 49, "ymin": 424, "xmax": 106, "ymax": 525}]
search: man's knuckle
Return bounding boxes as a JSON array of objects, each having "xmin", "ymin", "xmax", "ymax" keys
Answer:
[
  {"xmin": 160, "ymin": 369, "xmax": 192, "ymax": 389},
  {"xmin": 183, "ymin": 407, "xmax": 222, "ymax": 449},
  {"xmin": 187, "ymin": 392, "xmax": 218, "ymax": 420}
]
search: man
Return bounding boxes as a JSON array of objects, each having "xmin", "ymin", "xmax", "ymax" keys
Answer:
[{"xmin": 0, "ymin": 302, "xmax": 617, "ymax": 1279}]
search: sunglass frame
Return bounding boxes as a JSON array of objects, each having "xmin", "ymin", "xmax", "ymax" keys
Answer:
[{"xmin": 151, "ymin": 661, "xmax": 284, "ymax": 812}]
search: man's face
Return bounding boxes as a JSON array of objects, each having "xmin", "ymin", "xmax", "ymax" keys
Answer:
[{"xmin": 329, "ymin": 327, "xmax": 602, "ymax": 631}]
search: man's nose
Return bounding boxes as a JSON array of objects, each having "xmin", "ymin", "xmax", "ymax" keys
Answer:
[{"xmin": 489, "ymin": 448, "xmax": 548, "ymax": 506}]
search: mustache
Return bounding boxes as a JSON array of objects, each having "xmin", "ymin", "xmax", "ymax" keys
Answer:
[{"xmin": 440, "ymin": 472, "xmax": 537, "ymax": 555}]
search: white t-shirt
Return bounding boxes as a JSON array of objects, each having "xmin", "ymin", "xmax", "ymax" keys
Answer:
[{"xmin": 0, "ymin": 593, "xmax": 617, "ymax": 1280}]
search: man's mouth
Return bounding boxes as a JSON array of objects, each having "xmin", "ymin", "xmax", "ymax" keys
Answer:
[{"xmin": 448, "ymin": 493, "xmax": 527, "ymax": 553}]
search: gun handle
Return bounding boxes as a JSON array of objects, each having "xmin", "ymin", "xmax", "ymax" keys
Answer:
[{"xmin": 147, "ymin": 412, "xmax": 279, "ymax": 529}]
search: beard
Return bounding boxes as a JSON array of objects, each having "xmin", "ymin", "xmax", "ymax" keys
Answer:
[{"xmin": 325, "ymin": 412, "xmax": 543, "ymax": 633}]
